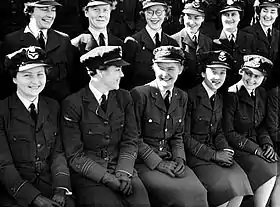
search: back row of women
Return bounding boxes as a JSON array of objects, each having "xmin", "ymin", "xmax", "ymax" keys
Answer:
[{"xmin": 0, "ymin": 0, "xmax": 280, "ymax": 207}]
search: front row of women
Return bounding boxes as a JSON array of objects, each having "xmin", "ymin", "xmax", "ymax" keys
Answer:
[{"xmin": 0, "ymin": 45, "xmax": 279, "ymax": 207}]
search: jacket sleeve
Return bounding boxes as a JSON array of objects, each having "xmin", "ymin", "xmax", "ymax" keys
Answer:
[
  {"xmin": 50, "ymin": 102, "xmax": 72, "ymax": 191},
  {"xmin": 130, "ymin": 89, "xmax": 162, "ymax": 170},
  {"xmin": 0, "ymin": 103, "xmax": 40, "ymax": 206},
  {"xmin": 223, "ymin": 93, "xmax": 259, "ymax": 154},
  {"xmin": 170, "ymin": 94, "xmax": 187, "ymax": 161},
  {"xmin": 184, "ymin": 98, "xmax": 216, "ymax": 161},
  {"xmin": 115, "ymin": 91, "xmax": 138, "ymax": 175},
  {"xmin": 266, "ymin": 87, "xmax": 280, "ymax": 143},
  {"xmin": 61, "ymin": 97, "xmax": 107, "ymax": 183}
]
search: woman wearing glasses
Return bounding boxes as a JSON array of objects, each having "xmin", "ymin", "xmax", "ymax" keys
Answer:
[
  {"xmin": 223, "ymin": 55, "xmax": 280, "ymax": 207},
  {"xmin": 122, "ymin": 0, "xmax": 178, "ymax": 90}
]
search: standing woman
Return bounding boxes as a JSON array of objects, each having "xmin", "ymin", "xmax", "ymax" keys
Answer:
[
  {"xmin": 223, "ymin": 55, "xmax": 280, "ymax": 207},
  {"xmin": 0, "ymin": 46, "xmax": 74, "ymax": 207},
  {"xmin": 130, "ymin": 46, "xmax": 208, "ymax": 207},
  {"xmin": 172, "ymin": 0, "xmax": 212, "ymax": 90},
  {"xmin": 123, "ymin": 0, "xmax": 178, "ymax": 90},
  {"xmin": 242, "ymin": 0, "xmax": 279, "ymax": 89},
  {"xmin": 185, "ymin": 50, "xmax": 253, "ymax": 207}
]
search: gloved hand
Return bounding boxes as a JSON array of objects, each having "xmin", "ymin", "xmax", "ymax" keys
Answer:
[
  {"xmin": 214, "ymin": 150, "xmax": 233, "ymax": 167},
  {"xmin": 101, "ymin": 172, "xmax": 121, "ymax": 191},
  {"xmin": 115, "ymin": 171, "xmax": 133, "ymax": 196},
  {"xmin": 52, "ymin": 189, "xmax": 66, "ymax": 207},
  {"xmin": 262, "ymin": 144, "xmax": 278, "ymax": 162},
  {"xmin": 255, "ymin": 146, "xmax": 274, "ymax": 163},
  {"xmin": 173, "ymin": 158, "xmax": 185, "ymax": 177},
  {"xmin": 33, "ymin": 195, "xmax": 62, "ymax": 207},
  {"xmin": 156, "ymin": 160, "xmax": 177, "ymax": 177}
]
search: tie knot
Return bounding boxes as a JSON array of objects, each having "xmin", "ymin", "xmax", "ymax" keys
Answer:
[
  {"xmin": 164, "ymin": 90, "xmax": 170, "ymax": 109},
  {"xmin": 99, "ymin": 33, "xmax": 105, "ymax": 46},
  {"xmin": 155, "ymin": 32, "xmax": 160, "ymax": 47},
  {"xmin": 100, "ymin": 94, "xmax": 108, "ymax": 112},
  {"xmin": 267, "ymin": 28, "xmax": 271, "ymax": 35},
  {"xmin": 101, "ymin": 94, "xmax": 106, "ymax": 102},
  {"xmin": 29, "ymin": 103, "xmax": 36, "ymax": 111}
]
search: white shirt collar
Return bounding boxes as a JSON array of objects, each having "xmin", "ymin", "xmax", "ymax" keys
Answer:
[
  {"xmin": 89, "ymin": 80, "xmax": 109, "ymax": 104},
  {"xmin": 88, "ymin": 27, "xmax": 108, "ymax": 46},
  {"xmin": 155, "ymin": 80, "xmax": 173, "ymax": 101},
  {"xmin": 223, "ymin": 29, "xmax": 238, "ymax": 41},
  {"xmin": 24, "ymin": 18, "xmax": 48, "ymax": 40},
  {"xmin": 235, "ymin": 80, "xmax": 255, "ymax": 96},
  {"xmin": 145, "ymin": 25, "xmax": 162, "ymax": 44},
  {"xmin": 202, "ymin": 81, "xmax": 216, "ymax": 98},
  {"xmin": 186, "ymin": 29, "xmax": 199, "ymax": 41},
  {"xmin": 260, "ymin": 23, "xmax": 272, "ymax": 36},
  {"xmin": 16, "ymin": 91, "xmax": 39, "ymax": 112}
]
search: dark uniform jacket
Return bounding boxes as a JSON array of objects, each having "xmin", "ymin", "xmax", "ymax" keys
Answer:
[
  {"xmin": 172, "ymin": 29, "xmax": 212, "ymax": 90},
  {"xmin": 0, "ymin": 94, "xmax": 71, "ymax": 207},
  {"xmin": 212, "ymin": 30, "xmax": 256, "ymax": 86},
  {"xmin": 130, "ymin": 81, "xmax": 186, "ymax": 169},
  {"xmin": 73, "ymin": 29, "xmax": 123, "ymax": 92},
  {"xmin": 224, "ymin": 84, "xmax": 273, "ymax": 155},
  {"xmin": 1, "ymin": 28, "xmax": 73, "ymax": 101},
  {"xmin": 61, "ymin": 86, "xmax": 138, "ymax": 187},
  {"xmin": 185, "ymin": 84, "xmax": 232, "ymax": 167},
  {"xmin": 266, "ymin": 86, "xmax": 280, "ymax": 144},
  {"xmin": 123, "ymin": 28, "xmax": 178, "ymax": 90}
]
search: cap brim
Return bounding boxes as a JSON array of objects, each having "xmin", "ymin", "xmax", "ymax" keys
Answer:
[
  {"xmin": 153, "ymin": 59, "xmax": 181, "ymax": 63},
  {"xmin": 242, "ymin": 67, "xmax": 266, "ymax": 76},
  {"xmin": 106, "ymin": 59, "xmax": 130, "ymax": 67},
  {"xmin": 182, "ymin": 8, "xmax": 204, "ymax": 16},
  {"xmin": 85, "ymin": 1, "xmax": 111, "ymax": 8},
  {"xmin": 260, "ymin": 2, "xmax": 280, "ymax": 8},
  {"xmin": 18, "ymin": 63, "xmax": 50, "ymax": 72},
  {"xmin": 143, "ymin": 2, "xmax": 167, "ymax": 9},
  {"xmin": 206, "ymin": 64, "xmax": 231, "ymax": 70},
  {"xmin": 220, "ymin": 7, "xmax": 242, "ymax": 13},
  {"xmin": 26, "ymin": 1, "xmax": 62, "ymax": 7}
]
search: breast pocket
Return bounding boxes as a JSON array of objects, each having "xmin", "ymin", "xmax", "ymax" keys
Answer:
[
  {"xmin": 8, "ymin": 135, "xmax": 33, "ymax": 162},
  {"xmin": 172, "ymin": 116, "xmax": 183, "ymax": 133},
  {"xmin": 143, "ymin": 116, "xmax": 161, "ymax": 136},
  {"xmin": 192, "ymin": 115, "xmax": 210, "ymax": 134}
]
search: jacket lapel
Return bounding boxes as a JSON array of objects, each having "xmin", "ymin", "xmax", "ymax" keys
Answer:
[
  {"xmin": 20, "ymin": 29, "xmax": 39, "ymax": 48},
  {"xmin": 238, "ymin": 87, "xmax": 254, "ymax": 107},
  {"xmin": 182, "ymin": 30, "xmax": 196, "ymax": 49},
  {"xmin": 140, "ymin": 28, "xmax": 156, "ymax": 52},
  {"xmin": 254, "ymin": 23, "xmax": 269, "ymax": 46},
  {"xmin": 168, "ymin": 88, "xmax": 180, "ymax": 114},
  {"xmin": 197, "ymin": 84, "xmax": 212, "ymax": 110},
  {"xmin": 46, "ymin": 29, "xmax": 60, "ymax": 52},
  {"xmin": 9, "ymin": 93, "xmax": 35, "ymax": 127},
  {"xmin": 106, "ymin": 91, "xmax": 117, "ymax": 119},
  {"xmin": 149, "ymin": 81, "xmax": 166, "ymax": 112},
  {"xmin": 36, "ymin": 96, "xmax": 50, "ymax": 131}
]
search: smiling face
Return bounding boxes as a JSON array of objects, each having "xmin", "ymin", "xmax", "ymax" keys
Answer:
[
  {"xmin": 259, "ymin": 6, "xmax": 278, "ymax": 28},
  {"xmin": 184, "ymin": 13, "xmax": 205, "ymax": 34},
  {"xmin": 13, "ymin": 66, "xmax": 47, "ymax": 100},
  {"xmin": 145, "ymin": 5, "xmax": 166, "ymax": 31},
  {"xmin": 240, "ymin": 68, "xmax": 265, "ymax": 91},
  {"xmin": 221, "ymin": 10, "xmax": 240, "ymax": 32},
  {"xmin": 202, "ymin": 67, "xmax": 227, "ymax": 91},
  {"xmin": 85, "ymin": 4, "xmax": 111, "ymax": 30},
  {"xmin": 31, "ymin": 6, "xmax": 56, "ymax": 30},
  {"xmin": 99, "ymin": 65, "xmax": 124, "ymax": 91},
  {"xmin": 153, "ymin": 62, "xmax": 183, "ymax": 90}
]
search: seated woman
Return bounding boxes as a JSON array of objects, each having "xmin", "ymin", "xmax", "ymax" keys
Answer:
[
  {"xmin": 130, "ymin": 46, "xmax": 208, "ymax": 207},
  {"xmin": 0, "ymin": 46, "xmax": 74, "ymax": 207},
  {"xmin": 185, "ymin": 50, "xmax": 253, "ymax": 207},
  {"xmin": 61, "ymin": 46, "xmax": 150, "ymax": 207},
  {"xmin": 224, "ymin": 54, "xmax": 280, "ymax": 207}
]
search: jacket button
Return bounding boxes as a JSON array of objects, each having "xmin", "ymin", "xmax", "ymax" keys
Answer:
[
  {"xmin": 105, "ymin": 135, "xmax": 110, "ymax": 139},
  {"xmin": 13, "ymin": 137, "xmax": 17, "ymax": 141},
  {"xmin": 37, "ymin": 144, "xmax": 41, "ymax": 148},
  {"xmin": 165, "ymin": 128, "xmax": 168, "ymax": 132},
  {"xmin": 166, "ymin": 115, "xmax": 170, "ymax": 119},
  {"xmin": 104, "ymin": 121, "xmax": 109, "ymax": 125},
  {"xmin": 36, "ymin": 156, "xmax": 40, "ymax": 161}
]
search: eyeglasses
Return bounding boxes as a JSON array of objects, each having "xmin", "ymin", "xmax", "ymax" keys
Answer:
[{"xmin": 145, "ymin": 9, "xmax": 165, "ymax": 17}]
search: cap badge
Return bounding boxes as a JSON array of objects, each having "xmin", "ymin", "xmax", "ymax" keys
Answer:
[
  {"xmin": 26, "ymin": 47, "xmax": 39, "ymax": 60},
  {"xmin": 192, "ymin": 0, "xmax": 201, "ymax": 8},
  {"xmin": 251, "ymin": 57, "xmax": 261, "ymax": 67},
  {"xmin": 218, "ymin": 51, "xmax": 227, "ymax": 61}
]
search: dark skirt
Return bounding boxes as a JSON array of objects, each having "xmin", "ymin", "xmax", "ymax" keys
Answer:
[
  {"xmin": 136, "ymin": 164, "xmax": 208, "ymax": 207},
  {"xmin": 191, "ymin": 160, "xmax": 253, "ymax": 206},
  {"xmin": 73, "ymin": 175, "xmax": 150, "ymax": 207},
  {"xmin": 235, "ymin": 152, "xmax": 280, "ymax": 191}
]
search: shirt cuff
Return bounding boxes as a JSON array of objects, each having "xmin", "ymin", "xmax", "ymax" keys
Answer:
[
  {"xmin": 55, "ymin": 187, "xmax": 72, "ymax": 196},
  {"xmin": 115, "ymin": 170, "xmax": 132, "ymax": 178}
]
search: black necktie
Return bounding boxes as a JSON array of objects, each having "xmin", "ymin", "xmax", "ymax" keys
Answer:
[
  {"xmin": 29, "ymin": 103, "xmax": 37, "ymax": 124},
  {"xmin": 250, "ymin": 91, "xmax": 255, "ymax": 102},
  {"xmin": 155, "ymin": 32, "xmax": 161, "ymax": 48},
  {"xmin": 229, "ymin": 33, "xmax": 235, "ymax": 47},
  {"xmin": 100, "ymin": 94, "xmax": 108, "ymax": 112},
  {"xmin": 164, "ymin": 90, "xmax": 170, "ymax": 109},
  {"xmin": 193, "ymin": 35, "xmax": 198, "ymax": 47},
  {"xmin": 99, "ymin": 33, "xmax": 106, "ymax": 46},
  {"xmin": 267, "ymin": 28, "xmax": 272, "ymax": 44},
  {"xmin": 38, "ymin": 31, "xmax": 45, "ymax": 50},
  {"xmin": 210, "ymin": 94, "xmax": 215, "ymax": 108}
]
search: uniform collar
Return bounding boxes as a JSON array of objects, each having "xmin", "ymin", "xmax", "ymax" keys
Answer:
[
  {"xmin": 89, "ymin": 80, "xmax": 109, "ymax": 104},
  {"xmin": 186, "ymin": 29, "xmax": 199, "ymax": 41},
  {"xmin": 235, "ymin": 80, "xmax": 255, "ymax": 96},
  {"xmin": 259, "ymin": 23, "xmax": 272, "ymax": 36},
  {"xmin": 202, "ymin": 81, "xmax": 216, "ymax": 98},
  {"xmin": 223, "ymin": 29, "xmax": 238, "ymax": 41},
  {"xmin": 145, "ymin": 25, "xmax": 162, "ymax": 44},
  {"xmin": 24, "ymin": 18, "xmax": 48, "ymax": 40},
  {"xmin": 88, "ymin": 26, "xmax": 108, "ymax": 46},
  {"xmin": 16, "ymin": 91, "xmax": 39, "ymax": 112},
  {"xmin": 155, "ymin": 79, "xmax": 173, "ymax": 100}
]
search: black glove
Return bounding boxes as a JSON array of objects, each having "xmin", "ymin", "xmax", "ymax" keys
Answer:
[
  {"xmin": 214, "ymin": 150, "xmax": 233, "ymax": 167},
  {"xmin": 156, "ymin": 160, "xmax": 177, "ymax": 177},
  {"xmin": 101, "ymin": 172, "xmax": 121, "ymax": 191},
  {"xmin": 255, "ymin": 147, "xmax": 274, "ymax": 163},
  {"xmin": 173, "ymin": 158, "xmax": 185, "ymax": 177},
  {"xmin": 33, "ymin": 195, "xmax": 62, "ymax": 207},
  {"xmin": 52, "ymin": 189, "xmax": 66, "ymax": 207},
  {"xmin": 115, "ymin": 172, "xmax": 133, "ymax": 196},
  {"xmin": 262, "ymin": 144, "xmax": 278, "ymax": 162}
]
